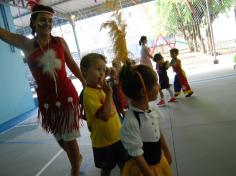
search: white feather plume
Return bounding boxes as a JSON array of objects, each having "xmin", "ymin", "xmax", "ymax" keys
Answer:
[
  {"xmin": 38, "ymin": 49, "xmax": 62, "ymax": 77},
  {"xmin": 38, "ymin": 49, "xmax": 62, "ymax": 96}
]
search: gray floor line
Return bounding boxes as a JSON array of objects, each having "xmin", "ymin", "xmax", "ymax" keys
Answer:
[
  {"xmin": 190, "ymin": 72, "xmax": 236, "ymax": 84},
  {"xmin": 169, "ymin": 119, "xmax": 236, "ymax": 129},
  {"xmin": 166, "ymin": 104, "xmax": 179, "ymax": 176},
  {"xmin": 35, "ymin": 149, "xmax": 63, "ymax": 176}
]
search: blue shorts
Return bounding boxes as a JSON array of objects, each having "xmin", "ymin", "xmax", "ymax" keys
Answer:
[{"xmin": 93, "ymin": 140, "xmax": 128, "ymax": 170}]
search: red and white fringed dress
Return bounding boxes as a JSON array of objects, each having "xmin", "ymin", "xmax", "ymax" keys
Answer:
[{"xmin": 27, "ymin": 37, "xmax": 80, "ymax": 136}]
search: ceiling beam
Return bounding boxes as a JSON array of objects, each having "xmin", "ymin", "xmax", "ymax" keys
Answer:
[
  {"xmin": 7, "ymin": 0, "xmax": 154, "ymax": 21},
  {"xmin": 2, "ymin": 0, "xmax": 70, "ymax": 20},
  {"xmin": 70, "ymin": 0, "xmax": 154, "ymax": 20}
]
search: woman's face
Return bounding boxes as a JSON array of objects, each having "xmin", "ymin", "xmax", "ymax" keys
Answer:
[
  {"xmin": 143, "ymin": 38, "xmax": 147, "ymax": 45},
  {"xmin": 33, "ymin": 13, "xmax": 53, "ymax": 36}
]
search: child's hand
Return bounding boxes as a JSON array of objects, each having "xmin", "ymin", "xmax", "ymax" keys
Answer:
[
  {"xmin": 101, "ymin": 79, "xmax": 112, "ymax": 95},
  {"xmin": 146, "ymin": 169, "xmax": 155, "ymax": 176},
  {"xmin": 164, "ymin": 152, "xmax": 172, "ymax": 165},
  {"xmin": 165, "ymin": 61, "xmax": 170, "ymax": 69}
]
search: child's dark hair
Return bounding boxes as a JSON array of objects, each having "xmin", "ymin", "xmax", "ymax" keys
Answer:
[
  {"xmin": 170, "ymin": 48, "xmax": 179, "ymax": 55},
  {"xmin": 139, "ymin": 36, "xmax": 147, "ymax": 46},
  {"xmin": 153, "ymin": 53, "xmax": 163, "ymax": 62},
  {"xmin": 30, "ymin": 5, "xmax": 54, "ymax": 37},
  {"xmin": 80, "ymin": 53, "xmax": 106, "ymax": 72},
  {"xmin": 119, "ymin": 62, "xmax": 157, "ymax": 100}
]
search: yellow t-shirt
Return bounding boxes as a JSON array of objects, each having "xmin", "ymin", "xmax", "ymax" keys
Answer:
[{"xmin": 83, "ymin": 86, "xmax": 121, "ymax": 148}]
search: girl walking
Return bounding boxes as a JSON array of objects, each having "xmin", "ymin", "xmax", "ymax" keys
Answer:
[
  {"xmin": 119, "ymin": 63, "xmax": 172, "ymax": 176},
  {"xmin": 139, "ymin": 36, "xmax": 154, "ymax": 68}
]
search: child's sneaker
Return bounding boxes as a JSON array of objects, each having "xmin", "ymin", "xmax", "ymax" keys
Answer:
[
  {"xmin": 157, "ymin": 100, "xmax": 165, "ymax": 106},
  {"xmin": 168, "ymin": 97, "xmax": 177, "ymax": 102},
  {"xmin": 174, "ymin": 92, "xmax": 180, "ymax": 97},
  {"xmin": 185, "ymin": 91, "xmax": 194, "ymax": 97}
]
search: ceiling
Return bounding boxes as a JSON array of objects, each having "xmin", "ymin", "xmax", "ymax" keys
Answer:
[{"xmin": 0, "ymin": 0, "xmax": 153, "ymax": 29}]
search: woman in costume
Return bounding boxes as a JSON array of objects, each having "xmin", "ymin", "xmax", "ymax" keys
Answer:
[
  {"xmin": 0, "ymin": 4, "xmax": 85, "ymax": 176},
  {"xmin": 139, "ymin": 36, "xmax": 154, "ymax": 68}
]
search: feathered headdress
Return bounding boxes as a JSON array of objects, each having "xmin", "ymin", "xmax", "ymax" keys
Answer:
[
  {"xmin": 27, "ymin": 0, "xmax": 54, "ymax": 16},
  {"xmin": 27, "ymin": 0, "xmax": 49, "ymax": 10},
  {"xmin": 27, "ymin": 0, "xmax": 40, "ymax": 9}
]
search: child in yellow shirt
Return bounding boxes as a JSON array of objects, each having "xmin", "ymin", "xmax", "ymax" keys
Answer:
[{"xmin": 80, "ymin": 53, "xmax": 128, "ymax": 176}]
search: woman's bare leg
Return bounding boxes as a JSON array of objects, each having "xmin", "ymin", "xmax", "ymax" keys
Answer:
[{"xmin": 58, "ymin": 139, "xmax": 81, "ymax": 176}]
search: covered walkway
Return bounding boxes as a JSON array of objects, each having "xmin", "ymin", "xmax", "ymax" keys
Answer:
[{"xmin": 0, "ymin": 59, "xmax": 235, "ymax": 176}]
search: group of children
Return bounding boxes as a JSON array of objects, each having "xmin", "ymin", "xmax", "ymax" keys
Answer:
[
  {"xmin": 0, "ymin": 3, "xmax": 193, "ymax": 175},
  {"xmin": 79, "ymin": 52, "xmax": 175, "ymax": 176},
  {"xmin": 153, "ymin": 48, "xmax": 194, "ymax": 106},
  {"xmin": 139, "ymin": 36, "xmax": 193, "ymax": 107},
  {"xmin": 78, "ymin": 45, "xmax": 195, "ymax": 176}
]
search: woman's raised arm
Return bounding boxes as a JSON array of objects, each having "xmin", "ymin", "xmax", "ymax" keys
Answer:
[{"xmin": 0, "ymin": 27, "xmax": 31, "ymax": 51}]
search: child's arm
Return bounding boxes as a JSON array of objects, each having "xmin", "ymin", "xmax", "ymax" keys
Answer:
[
  {"xmin": 145, "ymin": 46, "xmax": 153, "ymax": 59},
  {"xmin": 160, "ymin": 132, "xmax": 172, "ymax": 164},
  {"xmin": 96, "ymin": 80, "xmax": 114, "ymax": 121},
  {"xmin": 169, "ymin": 58, "xmax": 174, "ymax": 66},
  {"xmin": 165, "ymin": 61, "xmax": 170, "ymax": 69},
  {"xmin": 133, "ymin": 155, "xmax": 155, "ymax": 176}
]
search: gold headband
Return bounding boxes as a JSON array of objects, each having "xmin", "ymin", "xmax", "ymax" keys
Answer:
[
  {"xmin": 32, "ymin": 11, "xmax": 54, "ymax": 16},
  {"xmin": 136, "ymin": 71, "xmax": 147, "ymax": 93}
]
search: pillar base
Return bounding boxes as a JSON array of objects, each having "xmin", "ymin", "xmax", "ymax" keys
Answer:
[{"xmin": 213, "ymin": 59, "xmax": 219, "ymax": 64}]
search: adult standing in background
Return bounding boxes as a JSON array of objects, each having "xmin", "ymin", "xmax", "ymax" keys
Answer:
[
  {"xmin": 0, "ymin": 4, "xmax": 85, "ymax": 176},
  {"xmin": 139, "ymin": 36, "xmax": 154, "ymax": 68}
]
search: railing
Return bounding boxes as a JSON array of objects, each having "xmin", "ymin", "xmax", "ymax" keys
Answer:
[{"xmin": 25, "ymin": 39, "xmax": 236, "ymax": 91}]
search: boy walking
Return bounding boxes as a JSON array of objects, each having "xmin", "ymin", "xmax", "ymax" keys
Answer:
[{"xmin": 80, "ymin": 53, "xmax": 128, "ymax": 176}]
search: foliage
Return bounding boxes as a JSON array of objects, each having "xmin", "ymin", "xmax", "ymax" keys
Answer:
[
  {"xmin": 155, "ymin": 0, "xmax": 235, "ymax": 52},
  {"xmin": 155, "ymin": 0, "xmax": 235, "ymax": 34}
]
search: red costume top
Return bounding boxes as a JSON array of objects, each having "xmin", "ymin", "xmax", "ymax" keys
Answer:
[{"xmin": 27, "ymin": 37, "xmax": 80, "ymax": 134}]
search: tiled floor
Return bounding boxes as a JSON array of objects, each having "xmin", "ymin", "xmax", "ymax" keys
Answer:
[{"xmin": 0, "ymin": 60, "xmax": 236, "ymax": 176}]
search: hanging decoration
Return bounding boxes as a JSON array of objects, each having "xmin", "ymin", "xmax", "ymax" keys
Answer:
[{"xmin": 101, "ymin": 0, "xmax": 129, "ymax": 64}]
